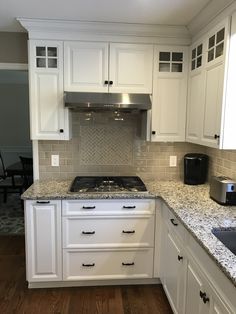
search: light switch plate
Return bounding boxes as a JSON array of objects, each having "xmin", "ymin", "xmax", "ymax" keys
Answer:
[
  {"xmin": 169, "ymin": 155, "xmax": 177, "ymax": 167},
  {"xmin": 51, "ymin": 154, "xmax": 59, "ymax": 167}
]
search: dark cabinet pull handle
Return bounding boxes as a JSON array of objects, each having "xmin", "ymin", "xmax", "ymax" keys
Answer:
[
  {"xmin": 122, "ymin": 230, "xmax": 135, "ymax": 234},
  {"xmin": 122, "ymin": 262, "xmax": 135, "ymax": 266},
  {"xmin": 109, "ymin": 81, "xmax": 113, "ymax": 85},
  {"xmin": 170, "ymin": 218, "xmax": 178, "ymax": 226},
  {"xmin": 203, "ymin": 296, "xmax": 210, "ymax": 304},
  {"xmin": 178, "ymin": 255, "xmax": 183, "ymax": 261},
  {"xmin": 200, "ymin": 291, "xmax": 209, "ymax": 303},
  {"xmin": 82, "ymin": 263, "xmax": 95, "ymax": 267},
  {"xmin": 104, "ymin": 80, "xmax": 109, "ymax": 85},
  {"xmin": 82, "ymin": 206, "xmax": 96, "ymax": 209},
  {"xmin": 123, "ymin": 206, "xmax": 136, "ymax": 209},
  {"xmin": 59, "ymin": 129, "xmax": 64, "ymax": 133},
  {"xmin": 82, "ymin": 231, "xmax": 95, "ymax": 235},
  {"xmin": 36, "ymin": 201, "xmax": 50, "ymax": 204},
  {"xmin": 214, "ymin": 134, "xmax": 220, "ymax": 139},
  {"xmin": 152, "ymin": 131, "xmax": 156, "ymax": 135}
]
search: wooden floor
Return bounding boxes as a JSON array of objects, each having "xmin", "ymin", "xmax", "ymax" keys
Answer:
[{"xmin": 0, "ymin": 235, "xmax": 173, "ymax": 314}]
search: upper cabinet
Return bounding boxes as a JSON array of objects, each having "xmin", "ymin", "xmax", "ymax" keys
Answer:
[
  {"xmin": 64, "ymin": 41, "xmax": 154, "ymax": 94},
  {"xmin": 29, "ymin": 40, "xmax": 71, "ymax": 140},
  {"xmin": 151, "ymin": 46, "xmax": 188, "ymax": 142},
  {"xmin": 186, "ymin": 18, "xmax": 233, "ymax": 149}
]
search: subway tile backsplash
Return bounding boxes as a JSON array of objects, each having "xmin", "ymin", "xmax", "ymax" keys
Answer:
[{"xmin": 38, "ymin": 112, "xmax": 236, "ymax": 181}]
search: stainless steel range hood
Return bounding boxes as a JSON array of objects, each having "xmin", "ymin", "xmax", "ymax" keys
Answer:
[{"xmin": 64, "ymin": 92, "xmax": 151, "ymax": 111}]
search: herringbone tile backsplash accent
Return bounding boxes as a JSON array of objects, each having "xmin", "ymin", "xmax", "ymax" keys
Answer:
[{"xmin": 80, "ymin": 125, "xmax": 133, "ymax": 165}]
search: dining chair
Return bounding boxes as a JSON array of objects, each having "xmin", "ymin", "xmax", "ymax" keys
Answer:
[
  {"xmin": 0, "ymin": 152, "xmax": 23, "ymax": 202},
  {"xmin": 19, "ymin": 156, "xmax": 33, "ymax": 190}
]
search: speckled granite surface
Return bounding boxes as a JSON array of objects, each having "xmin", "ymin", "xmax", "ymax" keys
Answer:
[{"xmin": 22, "ymin": 179, "xmax": 236, "ymax": 287}]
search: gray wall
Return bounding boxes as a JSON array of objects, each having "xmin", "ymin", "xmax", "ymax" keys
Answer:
[
  {"xmin": 0, "ymin": 32, "xmax": 28, "ymax": 63},
  {"xmin": 0, "ymin": 70, "xmax": 31, "ymax": 166}
]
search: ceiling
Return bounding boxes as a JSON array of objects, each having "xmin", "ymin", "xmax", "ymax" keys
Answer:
[{"xmin": 0, "ymin": 0, "xmax": 234, "ymax": 32}]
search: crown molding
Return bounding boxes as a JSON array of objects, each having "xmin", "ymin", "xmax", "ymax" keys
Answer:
[
  {"xmin": 17, "ymin": 18, "xmax": 191, "ymax": 45},
  {"xmin": 188, "ymin": 0, "xmax": 235, "ymax": 39}
]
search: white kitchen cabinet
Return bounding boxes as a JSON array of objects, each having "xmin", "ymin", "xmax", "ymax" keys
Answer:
[
  {"xmin": 62, "ymin": 199, "xmax": 155, "ymax": 280},
  {"xmin": 29, "ymin": 40, "xmax": 71, "ymax": 140},
  {"xmin": 186, "ymin": 41, "xmax": 205, "ymax": 144},
  {"xmin": 159, "ymin": 202, "xmax": 235, "ymax": 314},
  {"xmin": 186, "ymin": 18, "xmax": 232, "ymax": 149},
  {"xmin": 64, "ymin": 41, "xmax": 153, "ymax": 94},
  {"xmin": 25, "ymin": 200, "xmax": 62, "ymax": 282},
  {"xmin": 151, "ymin": 46, "xmax": 188, "ymax": 142},
  {"xmin": 159, "ymin": 203, "xmax": 186, "ymax": 314},
  {"xmin": 185, "ymin": 257, "xmax": 232, "ymax": 314}
]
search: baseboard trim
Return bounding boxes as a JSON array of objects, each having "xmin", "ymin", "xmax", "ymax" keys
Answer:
[{"xmin": 28, "ymin": 277, "xmax": 160, "ymax": 289}]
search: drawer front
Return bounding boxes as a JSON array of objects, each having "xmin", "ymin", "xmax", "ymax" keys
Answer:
[
  {"xmin": 62, "ymin": 216, "xmax": 155, "ymax": 248},
  {"xmin": 63, "ymin": 248, "xmax": 153, "ymax": 280},
  {"xmin": 62, "ymin": 199, "xmax": 155, "ymax": 216},
  {"xmin": 163, "ymin": 203, "xmax": 185, "ymax": 242}
]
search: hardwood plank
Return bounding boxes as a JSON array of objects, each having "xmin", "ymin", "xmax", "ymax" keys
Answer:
[{"xmin": 0, "ymin": 236, "xmax": 173, "ymax": 314}]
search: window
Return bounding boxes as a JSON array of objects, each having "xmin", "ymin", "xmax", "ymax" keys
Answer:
[
  {"xmin": 191, "ymin": 44, "xmax": 203, "ymax": 70},
  {"xmin": 36, "ymin": 46, "xmax": 58, "ymax": 68},
  {"xmin": 159, "ymin": 51, "xmax": 183, "ymax": 72},
  {"xmin": 207, "ymin": 28, "xmax": 225, "ymax": 62}
]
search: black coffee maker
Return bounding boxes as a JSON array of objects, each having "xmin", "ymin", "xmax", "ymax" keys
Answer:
[{"xmin": 184, "ymin": 153, "xmax": 209, "ymax": 185}]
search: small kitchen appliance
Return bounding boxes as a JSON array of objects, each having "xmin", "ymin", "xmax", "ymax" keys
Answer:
[
  {"xmin": 69, "ymin": 176, "xmax": 148, "ymax": 193},
  {"xmin": 184, "ymin": 153, "xmax": 208, "ymax": 185},
  {"xmin": 210, "ymin": 176, "xmax": 236, "ymax": 205}
]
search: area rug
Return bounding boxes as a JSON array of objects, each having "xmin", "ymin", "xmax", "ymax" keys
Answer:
[{"xmin": 0, "ymin": 194, "xmax": 24, "ymax": 235}]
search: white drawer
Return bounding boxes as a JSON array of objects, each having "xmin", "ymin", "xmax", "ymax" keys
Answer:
[
  {"xmin": 63, "ymin": 248, "xmax": 153, "ymax": 280},
  {"xmin": 62, "ymin": 216, "xmax": 154, "ymax": 248},
  {"xmin": 163, "ymin": 203, "xmax": 185, "ymax": 242},
  {"xmin": 62, "ymin": 199, "xmax": 155, "ymax": 216}
]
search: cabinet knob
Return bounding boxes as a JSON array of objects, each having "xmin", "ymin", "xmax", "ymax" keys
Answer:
[
  {"xmin": 122, "ymin": 230, "xmax": 135, "ymax": 234},
  {"xmin": 170, "ymin": 218, "xmax": 178, "ymax": 226},
  {"xmin": 104, "ymin": 80, "xmax": 109, "ymax": 85},
  {"xmin": 177, "ymin": 255, "xmax": 183, "ymax": 261},
  {"xmin": 36, "ymin": 201, "xmax": 50, "ymax": 204},
  {"xmin": 123, "ymin": 205, "xmax": 136, "ymax": 209},
  {"xmin": 59, "ymin": 129, "xmax": 64, "ymax": 133},
  {"xmin": 200, "ymin": 291, "xmax": 209, "ymax": 303},
  {"xmin": 152, "ymin": 131, "xmax": 156, "ymax": 135},
  {"xmin": 82, "ymin": 206, "xmax": 96, "ymax": 209},
  {"xmin": 214, "ymin": 134, "xmax": 220, "ymax": 139},
  {"xmin": 109, "ymin": 80, "xmax": 113, "ymax": 85}
]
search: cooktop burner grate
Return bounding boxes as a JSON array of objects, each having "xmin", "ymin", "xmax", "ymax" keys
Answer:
[{"xmin": 69, "ymin": 176, "xmax": 147, "ymax": 193}]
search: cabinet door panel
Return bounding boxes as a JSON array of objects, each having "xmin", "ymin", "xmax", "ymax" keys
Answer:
[
  {"xmin": 109, "ymin": 43, "xmax": 153, "ymax": 93},
  {"xmin": 35, "ymin": 73, "xmax": 61, "ymax": 133},
  {"xmin": 201, "ymin": 63, "xmax": 224, "ymax": 147},
  {"xmin": 185, "ymin": 262, "xmax": 208, "ymax": 314},
  {"xmin": 186, "ymin": 71, "xmax": 204, "ymax": 143},
  {"xmin": 151, "ymin": 46, "xmax": 188, "ymax": 142},
  {"xmin": 29, "ymin": 40, "xmax": 70, "ymax": 140},
  {"xmin": 64, "ymin": 42, "xmax": 109, "ymax": 92},
  {"xmin": 25, "ymin": 200, "xmax": 62, "ymax": 282}
]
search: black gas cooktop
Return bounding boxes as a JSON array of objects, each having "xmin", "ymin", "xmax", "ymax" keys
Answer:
[{"xmin": 69, "ymin": 176, "xmax": 147, "ymax": 193}]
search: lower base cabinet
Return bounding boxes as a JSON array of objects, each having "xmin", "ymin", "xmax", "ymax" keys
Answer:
[
  {"xmin": 159, "ymin": 202, "xmax": 235, "ymax": 314},
  {"xmin": 25, "ymin": 199, "xmax": 155, "ymax": 284},
  {"xmin": 25, "ymin": 200, "xmax": 62, "ymax": 282}
]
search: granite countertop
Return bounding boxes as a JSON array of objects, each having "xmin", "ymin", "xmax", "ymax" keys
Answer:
[{"xmin": 22, "ymin": 179, "xmax": 236, "ymax": 287}]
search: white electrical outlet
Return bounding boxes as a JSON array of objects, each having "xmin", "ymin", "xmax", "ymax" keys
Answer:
[
  {"xmin": 51, "ymin": 154, "xmax": 59, "ymax": 167},
  {"xmin": 169, "ymin": 155, "xmax": 177, "ymax": 167}
]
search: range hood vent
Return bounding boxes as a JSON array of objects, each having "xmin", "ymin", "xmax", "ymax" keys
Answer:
[{"xmin": 64, "ymin": 92, "xmax": 151, "ymax": 111}]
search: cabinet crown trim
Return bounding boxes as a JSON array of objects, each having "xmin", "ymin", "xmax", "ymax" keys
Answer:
[{"xmin": 17, "ymin": 18, "xmax": 190, "ymax": 42}]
